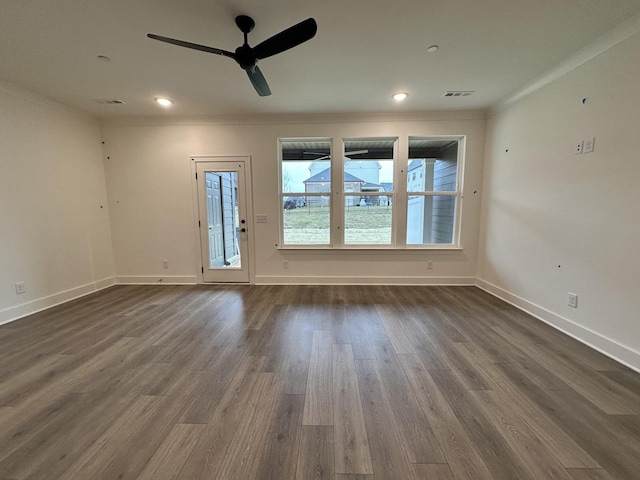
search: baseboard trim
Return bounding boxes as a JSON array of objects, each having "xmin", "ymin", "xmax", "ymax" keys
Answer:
[
  {"xmin": 115, "ymin": 275, "xmax": 199, "ymax": 285},
  {"xmin": 476, "ymin": 278, "xmax": 640, "ymax": 374},
  {"xmin": 0, "ymin": 277, "xmax": 117, "ymax": 326},
  {"xmin": 255, "ymin": 275, "xmax": 476, "ymax": 286}
]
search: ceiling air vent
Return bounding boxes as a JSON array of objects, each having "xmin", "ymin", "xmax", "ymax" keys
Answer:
[
  {"xmin": 443, "ymin": 91, "xmax": 474, "ymax": 97},
  {"xmin": 96, "ymin": 99, "xmax": 125, "ymax": 105}
]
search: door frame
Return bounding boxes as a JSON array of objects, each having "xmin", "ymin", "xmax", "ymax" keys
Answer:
[{"xmin": 190, "ymin": 155, "xmax": 254, "ymax": 284}]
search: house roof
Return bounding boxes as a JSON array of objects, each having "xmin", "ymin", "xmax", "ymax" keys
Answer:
[
  {"xmin": 408, "ymin": 160, "xmax": 423, "ymax": 171},
  {"xmin": 304, "ymin": 168, "xmax": 365, "ymax": 184}
]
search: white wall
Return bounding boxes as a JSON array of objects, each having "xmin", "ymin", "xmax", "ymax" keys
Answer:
[
  {"xmin": 101, "ymin": 112, "xmax": 485, "ymax": 285},
  {"xmin": 478, "ymin": 32, "xmax": 640, "ymax": 370},
  {"xmin": 0, "ymin": 81, "xmax": 115, "ymax": 324}
]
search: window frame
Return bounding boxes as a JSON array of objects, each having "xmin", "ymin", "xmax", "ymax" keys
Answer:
[
  {"xmin": 278, "ymin": 137, "xmax": 333, "ymax": 248},
  {"xmin": 340, "ymin": 137, "xmax": 398, "ymax": 248},
  {"xmin": 277, "ymin": 135, "xmax": 465, "ymax": 250},
  {"xmin": 403, "ymin": 135, "xmax": 465, "ymax": 248}
]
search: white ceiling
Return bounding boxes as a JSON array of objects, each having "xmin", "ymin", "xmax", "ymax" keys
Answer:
[{"xmin": 1, "ymin": 0, "xmax": 639, "ymax": 118}]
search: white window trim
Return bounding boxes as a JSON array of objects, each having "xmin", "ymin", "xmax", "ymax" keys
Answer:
[
  {"xmin": 336, "ymin": 136, "xmax": 398, "ymax": 248},
  {"xmin": 277, "ymin": 135, "xmax": 465, "ymax": 250},
  {"xmin": 278, "ymin": 137, "xmax": 332, "ymax": 248}
]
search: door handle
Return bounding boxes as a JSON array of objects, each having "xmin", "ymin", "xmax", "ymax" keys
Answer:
[{"xmin": 241, "ymin": 228, "xmax": 246, "ymax": 233}]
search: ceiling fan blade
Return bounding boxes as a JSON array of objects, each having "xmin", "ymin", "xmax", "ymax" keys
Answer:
[
  {"xmin": 303, "ymin": 149, "xmax": 368, "ymax": 161},
  {"xmin": 147, "ymin": 34, "xmax": 235, "ymax": 59},
  {"xmin": 246, "ymin": 65, "xmax": 271, "ymax": 96},
  {"xmin": 253, "ymin": 18, "xmax": 317, "ymax": 60}
]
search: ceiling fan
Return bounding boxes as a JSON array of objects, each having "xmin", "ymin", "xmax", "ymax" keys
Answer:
[
  {"xmin": 147, "ymin": 15, "xmax": 317, "ymax": 97},
  {"xmin": 304, "ymin": 149, "xmax": 369, "ymax": 161}
]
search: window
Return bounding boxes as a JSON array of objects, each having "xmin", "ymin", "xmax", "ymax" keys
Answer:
[
  {"xmin": 343, "ymin": 138, "xmax": 395, "ymax": 245},
  {"xmin": 279, "ymin": 136, "xmax": 463, "ymax": 248},
  {"xmin": 407, "ymin": 137, "xmax": 460, "ymax": 245},
  {"xmin": 280, "ymin": 139, "xmax": 332, "ymax": 245}
]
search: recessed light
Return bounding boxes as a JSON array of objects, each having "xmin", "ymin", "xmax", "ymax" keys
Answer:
[
  {"xmin": 155, "ymin": 97, "xmax": 173, "ymax": 107},
  {"xmin": 426, "ymin": 45, "xmax": 439, "ymax": 53},
  {"xmin": 392, "ymin": 92, "xmax": 408, "ymax": 102}
]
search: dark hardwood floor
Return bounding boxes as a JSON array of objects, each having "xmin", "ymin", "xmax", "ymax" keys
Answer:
[{"xmin": 1, "ymin": 284, "xmax": 639, "ymax": 479}]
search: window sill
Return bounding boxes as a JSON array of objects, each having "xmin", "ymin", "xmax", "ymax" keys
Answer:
[{"xmin": 276, "ymin": 245, "xmax": 463, "ymax": 253}]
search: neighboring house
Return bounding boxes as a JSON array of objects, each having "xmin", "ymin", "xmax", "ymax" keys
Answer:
[
  {"xmin": 308, "ymin": 160, "xmax": 330, "ymax": 178},
  {"xmin": 304, "ymin": 168, "xmax": 387, "ymax": 206},
  {"xmin": 406, "ymin": 157, "xmax": 457, "ymax": 244},
  {"xmin": 343, "ymin": 160, "xmax": 381, "ymax": 184},
  {"xmin": 359, "ymin": 182, "xmax": 386, "ymax": 206},
  {"xmin": 304, "ymin": 160, "xmax": 386, "ymax": 206},
  {"xmin": 380, "ymin": 182, "xmax": 393, "ymax": 207},
  {"xmin": 304, "ymin": 168, "xmax": 363, "ymax": 206}
]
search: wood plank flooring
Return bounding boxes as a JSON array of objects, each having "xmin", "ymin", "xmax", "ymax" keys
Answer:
[{"xmin": 1, "ymin": 284, "xmax": 640, "ymax": 479}]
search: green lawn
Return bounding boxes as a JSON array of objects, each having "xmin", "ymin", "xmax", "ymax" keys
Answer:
[{"xmin": 283, "ymin": 205, "xmax": 392, "ymax": 244}]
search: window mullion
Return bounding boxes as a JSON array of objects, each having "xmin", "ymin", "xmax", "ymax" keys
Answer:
[
  {"xmin": 453, "ymin": 136, "xmax": 465, "ymax": 247},
  {"xmin": 395, "ymin": 137, "xmax": 408, "ymax": 248},
  {"xmin": 330, "ymin": 137, "xmax": 343, "ymax": 247}
]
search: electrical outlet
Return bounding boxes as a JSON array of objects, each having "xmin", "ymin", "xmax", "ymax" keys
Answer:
[
  {"xmin": 568, "ymin": 293, "xmax": 578, "ymax": 308},
  {"xmin": 162, "ymin": 260, "xmax": 169, "ymax": 269},
  {"xmin": 15, "ymin": 282, "xmax": 26, "ymax": 294},
  {"xmin": 427, "ymin": 260, "xmax": 434, "ymax": 269},
  {"xmin": 575, "ymin": 141, "xmax": 583, "ymax": 155},
  {"xmin": 282, "ymin": 260, "xmax": 289, "ymax": 270},
  {"xmin": 583, "ymin": 137, "xmax": 595, "ymax": 153}
]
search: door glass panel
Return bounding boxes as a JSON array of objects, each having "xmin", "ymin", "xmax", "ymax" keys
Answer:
[{"xmin": 205, "ymin": 171, "xmax": 241, "ymax": 268}]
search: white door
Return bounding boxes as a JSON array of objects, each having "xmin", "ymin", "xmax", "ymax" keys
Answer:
[{"xmin": 196, "ymin": 160, "xmax": 250, "ymax": 283}]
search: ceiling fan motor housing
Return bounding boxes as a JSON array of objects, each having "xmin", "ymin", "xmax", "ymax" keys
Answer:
[{"xmin": 235, "ymin": 44, "xmax": 257, "ymax": 70}]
